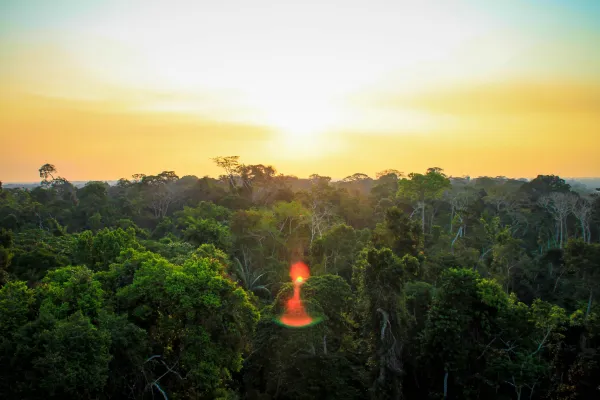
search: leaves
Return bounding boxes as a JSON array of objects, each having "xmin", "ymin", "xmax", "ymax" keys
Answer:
[{"xmin": 2, "ymin": 162, "xmax": 600, "ymax": 399}]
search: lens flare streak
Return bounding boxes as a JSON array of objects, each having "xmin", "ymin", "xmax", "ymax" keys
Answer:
[{"xmin": 277, "ymin": 262, "xmax": 317, "ymax": 328}]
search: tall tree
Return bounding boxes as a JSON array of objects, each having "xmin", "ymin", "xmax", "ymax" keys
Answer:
[
  {"xmin": 353, "ymin": 247, "xmax": 419, "ymax": 399},
  {"xmin": 538, "ymin": 192, "xmax": 577, "ymax": 248},
  {"xmin": 397, "ymin": 167, "xmax": 451, "ymax": 236},
  {"xmin": 564, "ymin": 239, "xmax": 600, "ymax": 319},
  {"xmin": 572, "ymin": 197, "xmax": 593, "ymax": 243},
  {"xmin": 212, "ymin": 155, "xmax": 241, "ymax": 192},
  {"xmin": 38, "ymin": 163, "xmax": 57, "ymax": 184}
]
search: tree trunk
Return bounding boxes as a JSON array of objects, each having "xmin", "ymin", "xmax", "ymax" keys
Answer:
[
  {"xmin": 421, "ymin": 201, "xmax": 426, "ymax": 235},
  {"xmin": 553, "ymin": 274, "xmax": 562, "ymax": 293},
  {"xmin": 451, "ymin": 226, "xmax": 462, "ymax": 253},
  {"xmin": 430, "ymin": 212, "xmax": 435, "ymax": 234},
  {"xmin": 585, "ymin": 288, "xmax": 593, "ymax": 319},
  {"xmin": 560, "ymin": 219, "xmax": 563, "ymax": 248},
  {"xmin": 443, "ymin": 370, "xmax": 448, "ymax": 399},
  {"xmin": 274, "ymin": 375, "xmax": 282, "ymax": 399},
  {"xmin": 377, "ymin": 308, "xmax": 390, "ymax": 385},
  {"xmin": 323, "ymin": 335, "xmax": 327, "ymax": 355}
]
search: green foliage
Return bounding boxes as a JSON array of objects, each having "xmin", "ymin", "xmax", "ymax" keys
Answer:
[
  {"xmin": 397, "ymin": 167, "xmax": 451, "ymax": 234},
  {"xmin": 116, "ymin": 252, "xmax": 259, "ymax": 397},
  {"xmin": 0, "ymin": 281, "xmax": 35, "ymax": 337},
  {"xmin": 73, "ymin": 227, "xmax": 140, "ymax": 270},
  {"xmin": 564, "ymin": 239, "xmax": 600, "ymax": 317},
  {"xmin": 0, "ymin": 247, "xmax": 12, "ymax": 284},
  {"xmin": 352, "ymin": 246, "xmax": 417, "ymax": 398},
  {"xmin": 232, "ymin": 256, "xmax": 271, "ymax": 298},
  {"xmin": 173, "ymin": 202, "xmax": 233, "ymax": 251},
  {"xmin": 404, "ymin": 280, "xmax": 433, "ymax": 336},
  {"xmin": 99, "ymin": 311, "xmax": 149, "ymax": 397},
  {"xmin": 141, "ymin": 235, "xmax": 195, "ymax": 264},
  {"xmin": 177, "ymin": 201, "xmax": 232, "ymax": 222},
  {"xmin": 33, "ymin": 312, "xmax": 112, "ymax": 397},
  {"xmin": 1, "ymin": 309, "xmax": 111, "ymax": 399},
  {"xmin": 311, "ymin": 223, "xmax": 364, "ymax": 280},
  {"xmin": 372, "ymin": 207, "xmax": 423, "ymax": 257},
  {"xmin": 94, "ymin": 248, "xmax": 163, "ymax": 296},
  {"xmin": 303, "ymin": 275, "xmax": 355, "ymax": 341},
  {"xmin": 246, "ymin": 274, "xmax": 363, "ymax": 399},
  {"xmin": 39, "ymin": 265, "xmax": 104, "ymax": 319},
  {"xmin": 182, "ymin": 216, "xmax": 232, "ymax": 249},
  {"xmin": 9, "ymin": 230, "xmax": 73, "ymax": 282},
  {"xmin": 1, "ymin": 162, "xmax": 600, "ymax": 399},
  {"xmin": 398, "ymin": 168, "xmax": 451, "ymax": 204},
  {"xmin": 419, "ymin": 271, "xmax": 479, "ymax": 398},
  {"xmin": 0, "ymin": 227, "xmax": 14, "ymax": 248},
  {"xmin": 489, "ymin": 223, "xmax": 532, "ymax": 293}
]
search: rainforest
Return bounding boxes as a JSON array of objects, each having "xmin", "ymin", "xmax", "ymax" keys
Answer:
[{"xmin": 0, "ymin": 162, "xmax": 599, "ymax": 400}]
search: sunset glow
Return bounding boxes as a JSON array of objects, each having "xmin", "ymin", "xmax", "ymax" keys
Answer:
[
  {"xmin": 2, "ymin": 3, "xmax": 600, "ymax": 396},
  {"xmin": 1, "ymin": 1, "xmax": 600, "ymax": 181}
]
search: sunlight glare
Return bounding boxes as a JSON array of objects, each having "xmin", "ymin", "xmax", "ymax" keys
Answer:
[{"xmin": 252, "ymin": 87, "xmax": 343, "ymax": 159}]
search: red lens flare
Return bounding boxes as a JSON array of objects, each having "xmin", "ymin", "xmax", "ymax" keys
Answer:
[
  {"xmin": 290, "ymin": 261, "xmax": 310, "ymax": 281},
  {"xmin": 279, "ymin": 261, "xmax": 314, "ymax": 328}
]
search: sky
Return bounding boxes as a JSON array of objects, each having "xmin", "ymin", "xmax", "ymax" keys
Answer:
[{"xmin": 1, "ymin": 0, "xmax": 599, "ymax": 182}]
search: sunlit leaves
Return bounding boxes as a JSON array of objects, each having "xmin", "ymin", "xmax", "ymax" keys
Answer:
[
  {"xmin": 116, "ymin": 252, "xmax": 259, "ymax": 396},
  {"xmin": 39, "ymin": 266, "xmax": 104, "ymax": 319}
]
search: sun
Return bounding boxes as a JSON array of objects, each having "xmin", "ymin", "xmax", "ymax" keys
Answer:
[
  {"xmin": 253, "ymin": 91, "xmax": 343, "ymax": 159},
  {"xmin": 266, "ymin": 105, "xmax": 335, "ymax": 138}
]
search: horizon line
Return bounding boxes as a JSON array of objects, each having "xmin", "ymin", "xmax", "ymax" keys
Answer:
[{"xmin": 4, "ymin": 175, "xmax": 600, "ymax": 185}]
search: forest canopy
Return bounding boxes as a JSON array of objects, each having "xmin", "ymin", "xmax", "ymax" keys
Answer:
[{"xmin": 0, "ymin": 160, "xmax": 599, "ymax": 400}]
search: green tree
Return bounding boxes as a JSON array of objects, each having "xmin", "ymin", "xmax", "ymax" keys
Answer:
[
  {"xmin": 72, "ymin": 227, "xmax": 140, "ymax": 271},
  {"xmin": 397, "ymin": 167, "xmax": 451, "ymax": 235},
  {"xmin": 244, "ymin": 274, "xmax": 364, "ymax": 400},
  {"xmin": 488, "ymin": 299, "xmax": 567, "ymax": 400},
  {"xmin": 352, "ymin": 247, "xmax": 417, "ymax": 399},
  {"xmin": 10, "ymin": 237, "xmax": 71, "ymax": 284},
  {"xmin": 99, "ymin": 311, "xmax": 149, "ymax": 398},
  {"xmin": 563, "ymin": 239, "xmax": 600, "ymax": 318},
  {"xmin": 489, "ymin": 223, "xmax": 532, "ymax": 293},
  {"xmin": 232, "ymin": 256, "xmax": 271, "ymax": 298},
  {"xmin": 0, "ymin": 228, "xmax": 13, "ymax": 284},
  {"xmin": 0, "ymin": 275, "xmax": 111, "ymax": 399},
  {"xmin": 311, "ymin": 223, "xmax": 362, "ymax": 280},
  {"xmin": 38, "ymin": 163, "xmax": 57, "ymax": 184},
  {"xmin": 0, "ymin": 281, "xmax": 34, "ymax": 338},
  {"xmin": 181, "ymin": 217, "xmax": 232, "ymax": 250},
  {"xmin": 116, "ymin": 252, "xmax": 259, "ymax": 398},
  {"xmin": 372, "ymin": 207, "xmax": 423, "ymax": 258},
  {"xmin": 420, "ymin": 268, "xmax": 505, "ymax": 399},
  {"xmin": 33, "ymin": 312, "xmax": 112, "ymax": 397}
]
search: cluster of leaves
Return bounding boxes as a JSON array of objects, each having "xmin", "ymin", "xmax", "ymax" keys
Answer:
[{"xmin": 0, "ymin": 161, "xmax": 599, "ymax": 399}]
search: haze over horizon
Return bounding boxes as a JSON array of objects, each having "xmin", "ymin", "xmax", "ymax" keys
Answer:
[
  {"xmin": 3, "ymin": 172, "xmax": 600, "ymax": 186},
  {"xmin": 1, "ymin": 0, "xmax": 600, "ymax": 182}
]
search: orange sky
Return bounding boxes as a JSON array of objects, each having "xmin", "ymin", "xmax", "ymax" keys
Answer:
[{"xmin": 1, "ymin": 0, "xmax": 599, "ymax": 182}]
